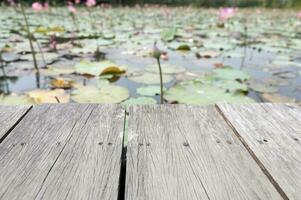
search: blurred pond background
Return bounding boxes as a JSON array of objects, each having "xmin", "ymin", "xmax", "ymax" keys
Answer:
[
  {"xmin": 9, "ymin": 0, "xmax": 301, "ymax": 7},
  {"xmin": 0, "ymin": 0, "xmax": 300, "ymax": 105}
]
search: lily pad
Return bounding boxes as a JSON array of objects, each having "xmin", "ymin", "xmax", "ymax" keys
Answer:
[
  {"xmin": 168, "ymin": 42, "xmax": 191, "ymax": 51},
  {"xmin": 0, "ymin": 93, "xmax": 34, "ymax": 105},
  {"xmin": 214, "ymin": 80, "xmax": 248, "ymax": 93},
  {"xmin": 40, "ymin": 67, "xmax": 75, "ymax": 76},
  {"xmin": 213, "ymin": 67, "xmax": 250, "ymax": 81},
  {"xmin": 122, "ymin": 97, "xmax": 156, "ymax": 106},
  {"xmin": 128, "ymin": 72, "xmax": 173, "ymax": 84},
  {"xmin": 26, "ymin": 89, "xmax": 70, "ymax": 103},
  {"xmin": 165, "ymin": 80, "xmax": 255, "ymax": 105},
  {"xmin": 75, "ymin": 60, "xmax": 126, "ymax": 77},
  {"xmin": 136, "ymin": 86, "xmax": 166, "ymax": 96},
  {"xmin": 161, "ymin": 28, "xmax": 177, "ymax": 42},
  {"xmin": 71, "ymin": 85, "xmax": 129, "ymax": 103},
  {"xmin": 51, "ymin": 78, "xmax": 75, "ymax": 89}
]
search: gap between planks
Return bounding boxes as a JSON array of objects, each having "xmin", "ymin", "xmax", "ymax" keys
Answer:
[
  {"xmin": 0, "ymin": 105, "xmax": 33, "ymax": 144},
  {"xmin": 214, "ymin": 104, "xmax": 289, "ymax": 200}
]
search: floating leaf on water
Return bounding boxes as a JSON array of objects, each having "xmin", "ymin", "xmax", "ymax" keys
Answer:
[
  {"xmin": 145, "ymin": 63, "xmax": 185, "ymax": 74},
  {"xmin": 213, "ymin": 67, "xmax": 250, "ymax": 81},
  {"xmin": 214, "ymin": 80, "xmax": 248, "ymax": 93},
  {"xmin": 128, "ymin": 72, "xmax": 173, "ymax": 84},
  {"xmin": 51, "ymin": 78, "xmax": 75, "ymax": 89},
  {"xmin": 136, "ymin": 86, "xmax": 166, "ymax": 96},
  {"xmin": 0, "ymin": 93, "xmax": 34, "ymax": 105},
  {"xmin": 168, "ymin": 42, "xmax": 191, "ymax": 51},
  {"xmin": 35, "ymin": 26, "xmax": 64, "ymax": 34},
  {"xmin": 165, "ymin": 80, "xmax": 255, "ymax": 105},
  {"xmin": 40, "ymin": 67, "xmax": 75, "ymax": 76},
  {"xmin": 102, "ymin": 31, "xmax": 116, "ymax": 39},
  {"xmin": 26, "ymin": 89, "xmax": 70, "ymax": 103},
  {"xmin": 71, "ymin": 85, "xmax": 129, "ymax": 103},
  {"xmin": 75, "ymin": 60, "xmax": 126, "ymax": 77},
  {"xmin": 122, "ymin": 97, "xmax": 156, "ymax": 106},
  {"xmin": 161, "ymin": 28, "xmax": 177, "ymax": 42}
]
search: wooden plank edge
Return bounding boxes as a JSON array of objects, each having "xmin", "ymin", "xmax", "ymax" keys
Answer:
[
  {"xmin": 117, "ymin": 106, "xmax": 128, "ymax": 200},
  {"xmin": 0, "ymin": 105, "xmax": 33, "ymax": 144},
  {"xmin": 214, "ymin": 104, "xmax": 289, "ymax": 200}
]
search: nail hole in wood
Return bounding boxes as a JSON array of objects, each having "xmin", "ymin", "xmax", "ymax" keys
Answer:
[
  {"xmin": 108, "ymin": 142, "xmax": 112, "ymax": 146},
  {"xmin": 263, "ymin": 139, "xmax": 268, "ymax": 143},
  {"xmin": 294, "ymin": 138, "xmax": 299, "ymax": 142},
  {"xmin": 226, "ymin": 140, "xmax": 232, "ymax": 145},
  {"xmin": 183, "ymin": 142, "xmax": 190, "ymax": 147},
  {"xmin": 216, "ymin": 139, "xmax": 220, "ymax": 143},
  {"xmin": 20, "ymin": 142, "xmax": 26, "ymax": 146},
  {"xmin": 98, "ymin": 142, "xmax": 103, "ymax": 145}
]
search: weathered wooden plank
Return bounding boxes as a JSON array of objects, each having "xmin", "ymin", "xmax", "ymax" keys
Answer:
[
  {"xmin": 0, "ymin": 104, "xmax": 125, "ymax": 200},
  {"xmin": 125, "ymin": 105, "xmax": 282, "ymax": 200},
  {"xmin": 217, "ymin": 103, "xmax": 301, "ymax": 200},
  {"xmin": 0, "ymin": 105, "xmax": 31, "ymax": 142}
]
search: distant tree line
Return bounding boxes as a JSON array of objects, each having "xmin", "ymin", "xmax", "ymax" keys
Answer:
[{"xmin": 1, "ymin": 0, "xmax": 301, "ymax": 7}]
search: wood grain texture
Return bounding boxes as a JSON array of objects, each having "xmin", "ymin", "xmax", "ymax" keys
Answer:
[
  {"xmin": 0, "ymin": 104, "xmax": 125, "ymax": 200},
  {"xmin": 217, "ymin": 103, "xmax": 301, "ymax": 200},
  {"xmin": 0, "ymin": 105, "xmax": 31, "ymax": 142},
  {"xmin": 125, "ymin": 105, "xmax": 282, "ymax": 200}
]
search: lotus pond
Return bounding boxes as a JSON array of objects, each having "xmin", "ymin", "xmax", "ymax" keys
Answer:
[{"xmin": 0, "ymin": 6, "xmax": 300, "ymax": 105}]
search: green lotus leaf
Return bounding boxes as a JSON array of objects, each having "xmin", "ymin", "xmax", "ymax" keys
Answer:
[
  {"xmin": 136, "ymin": 86, "xmax": 166, "ymax": 96},
  {"xmin": 165, "ymin": 80, "xmax": 255, "ymax": 105},
  {"xmin": 122, "ymin": 97, "xmax": 157, "ymax": 106},
  {"xmin": 213, "ymin": 67, "xmax": 250, "ymax": 81},
  {"xmin": 71, "ymin": 85, "xmax": 129, "ymax": 103},
  {"xmin": 0, "ymin": 94, "xmax": 34, "ymax": 105},
  {"xmin": 75, "ymin": 60, "xmax": 126, "ymax": 76},
  {"xmin": 128, "ymin": 72, "xmax": 173, "ymax": 84}
]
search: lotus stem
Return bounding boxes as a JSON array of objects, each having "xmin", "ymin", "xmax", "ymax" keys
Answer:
[
  {"xmin": 20, "ymin": 4, "xmax": 39, "ymax": 74},
  {"xmin": 156, "ymin": 58, "xmax": 164, "ymax": 104}
]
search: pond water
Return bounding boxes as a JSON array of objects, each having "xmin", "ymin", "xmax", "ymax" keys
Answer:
[{"xmin": 0, "ymin": 6, "xmax": 300, "ymax": 105}]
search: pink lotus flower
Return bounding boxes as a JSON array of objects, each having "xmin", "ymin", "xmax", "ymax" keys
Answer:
[
  {"xmin": 298, "ymin": 11, "xmax": 301, "ymax": 20},
  {"xmin": 68, "ymin": 4, "xmax": 77, "ymax": 14},
  {"xmin": 32, "ymin": 2, "xmax": 43, "ymax": 12},
  {"xmin": 218, "ymin": 7, "xmax": 237, "ymax": 21},
  {"xmin": 86, "ymin": 0, "xmax": 96, "ymax": 7},
  {"xmin": 75, "ymin": 0, "xmax": 81, "ymax": 3}
]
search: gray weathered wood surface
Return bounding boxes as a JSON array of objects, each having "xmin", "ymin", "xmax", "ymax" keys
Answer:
[
  {"xmin": 0, "ymin": 104, "xmax": 125, "ymax": 200},
  {"xmin": 217, "ymin": 103, "xmax": 301, "ymax": 200},
  {"xmin": 125, "ymin": 105, "xmax": 282, "ymax": 200},
  {"xmin": 0, "ymin": 103, "xmax": 300, "ymax": 200},
  {"xmin": 0, "ymin": 105, "xmax": 31, "ymax": 142}
]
